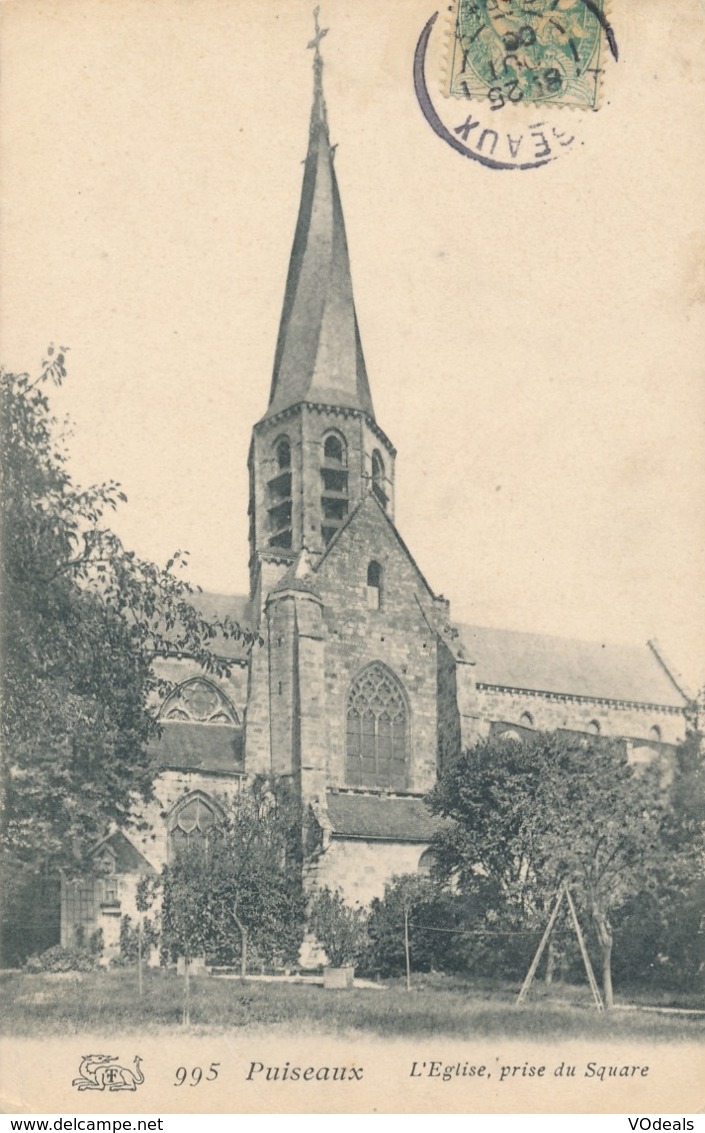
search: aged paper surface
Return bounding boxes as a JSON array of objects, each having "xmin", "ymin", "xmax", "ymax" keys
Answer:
[{"xmin": 1, "ymin": 0, "xmax": 704, "ymax": 1116}]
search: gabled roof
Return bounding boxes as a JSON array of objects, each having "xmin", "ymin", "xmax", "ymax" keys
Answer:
[
  {"xmin": 326, "ymin": 793, "xmax": 439, "ymax": 847},
  {"xmin": 457, "ymin": 623, "xmax": 687, "ymax": 708},
  {"xmin": 314, "ymin": 490, "xmax": 437, "ymax": 600},
  {"xmin": 326, "ymin": 791, "xmax": 439, "ymax": 842},
  {"xmin": 263, "ymin": 43, "xmax": 374, "ymax": 421},
  {"xmin": 92, "ymin": 831, "xmax": 156, "ymax": 875},
  {"xmin": 187, "ymin": 591, "xmax": 687, "ymax": 711}
]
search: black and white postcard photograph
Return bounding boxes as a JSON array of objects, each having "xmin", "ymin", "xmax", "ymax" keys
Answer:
[{"xmin": 1, "ymin": 0, "xmax": 704, "ymax": 1116}]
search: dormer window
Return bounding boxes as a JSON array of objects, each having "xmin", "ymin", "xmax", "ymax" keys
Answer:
[
  {"xmin": 321, "ymin": 431, "xmax": 348, "ymax": 544},
  {"xmin": 268, "ymin": 435, "xmax": 292, "ymax": 548},
  {"xmin": 367, "ymin": 561, "xmax": 382, "ymax": 610},
  {"xmin": 371, "ymin": 450, "xmax": 387, "ymax": 509}
]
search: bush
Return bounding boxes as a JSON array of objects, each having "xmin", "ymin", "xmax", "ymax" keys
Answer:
[
  {"xmin": 309, "ymin": 887, "xmax": 368, "ymax": 968},
  {"xmin": 23, "ymin": 943, "xmax": 101, "ymax": 973}
]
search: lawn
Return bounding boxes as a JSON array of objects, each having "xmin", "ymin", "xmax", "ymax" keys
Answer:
[{"xmin": 2, "ymin": 968, "xmax": 703, "ymax": 1041}]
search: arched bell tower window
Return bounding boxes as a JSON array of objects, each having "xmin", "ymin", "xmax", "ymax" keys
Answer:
[
  {"xmin": 371, "ymin": 450, "xmax": 388, "ymax": 510},
  {"xmin": 167, "ymin": 793, "xmax": 222, "ymax": 861},
  {"xmin": 321, "ymin": 431, "xmax": 348, "ymax": 544},
  {"xmin": 346, "ymin": 663, "xmax": 408, "ymax": 789},
  {"xmin": 268, "ymin": 435, "xmax": 292, "ymax": 549},
  {"xmin": 367, "ymin": 561, "xmax": 382, "ymax": 610}
]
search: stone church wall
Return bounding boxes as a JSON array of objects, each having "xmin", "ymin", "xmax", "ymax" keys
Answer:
[
  {"xmin": 130, "ymin": 769, "xmax": 245, "ymax": 872},
  {"xmin": 313, "ymin": 838, "xmax": 430, "ymax": 907},
  {"xmin": 476, "ymin": 686, "xmax": 685, "ymax": 745},
  {"xmin": 314, "ymin": 501, "xmax": 445, "ymax": 793}
]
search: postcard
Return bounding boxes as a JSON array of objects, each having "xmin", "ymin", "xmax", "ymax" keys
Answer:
[{"xmin": 1, "ymin": 0, "xmax": 704, "ymax": 1116}]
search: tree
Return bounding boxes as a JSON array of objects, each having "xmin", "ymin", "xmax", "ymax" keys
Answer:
[
  {"xmin": 160, "ymin": 776, "xmax": 305, "ymax": 978},
  {"xmin": 364, "ymin": 874, "xmax": 479, "ymax": 979},
  {"xmin": 308, "ymin": 887, "xmax": 368, "ymax": 969},
  {"xmin": 0, "ymin": 351, "xmax": 254, "ymax": 958},
  {"xmin": 427, "ymin": 731, "xmax": 679, "ymax": 1007}
]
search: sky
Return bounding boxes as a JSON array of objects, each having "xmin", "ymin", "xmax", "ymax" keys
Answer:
[{"xmin": 2, "ymin": 0, "xmax": 705, "ymax": 690}]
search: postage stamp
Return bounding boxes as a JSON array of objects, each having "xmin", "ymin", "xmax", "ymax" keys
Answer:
[{"xmin": 444, "ymin": 0, "xmax": 614, "ymax": 111}]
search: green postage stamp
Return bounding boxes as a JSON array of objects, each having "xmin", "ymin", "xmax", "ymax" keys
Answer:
[{"xmin": 445, "ymin": 0, "xmax": 610, "ymax": 110}]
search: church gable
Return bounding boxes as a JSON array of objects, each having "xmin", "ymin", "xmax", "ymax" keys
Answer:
[
  {"xmin": 314, "ymin": 492, "xmax": 437, "ymax": 614},
  {"xmin": 309, "ymin": 494, "xmax": 446, "ymax": 794}
]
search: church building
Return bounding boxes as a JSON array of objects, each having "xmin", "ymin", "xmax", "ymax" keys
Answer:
[{"xmin": 61, "ymin": 38, "xmax": 690, "ymax": 956}]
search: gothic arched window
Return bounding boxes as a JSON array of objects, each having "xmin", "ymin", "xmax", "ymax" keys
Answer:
[
  {"xmin": 346, "ymin": 663, "xmax": 408, "ymax": 789},
  {"xmin": 519, "ymin": 711, "xmax": 534, "ymax": 728},
  {"xmin": 268, "ymin": 435, "xmax": 292, "ymax": 548},
  {"xmin": 371, "ymin": 450, "xmax": 388, "ymax": 509},
  {"xmin": 367, "ymin": 561, "xmax": 382, "ymax": 610},
  {"xmin": 161, "ymin": 678, "xmax": 239, "ymax": 726},
  {"xmin": 321, "ymin": 431, "xmax": 348, "ymax": 544},
  {"xmin": 168, "ymin": 793, "xmax": 222, "ymax": 860}
]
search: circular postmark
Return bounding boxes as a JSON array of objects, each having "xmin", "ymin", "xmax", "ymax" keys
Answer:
[{"xmin": 414, "ymin": 2, "xmax": 618, "ymax": 170}]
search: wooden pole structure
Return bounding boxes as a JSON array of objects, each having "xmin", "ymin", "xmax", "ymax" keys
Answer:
[
  {"xmin": 516, "ymin": 881, "xmax": 605, "ymax": 1011},
  {"xmin": 516, "ymin": 883, "xmax": 565, "ymax": 1006},
  {"xmin": 564, "ymin": 887, "xmax": 604, "ymax": 1012},
  {"xmin": 403, "ymin": 907, "xmax": 412, "ymax": 992}
]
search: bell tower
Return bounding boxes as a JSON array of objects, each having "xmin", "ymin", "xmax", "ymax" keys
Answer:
[{"xmin": 248, "ymin": 12, "xmax": 396, "ymax": 604}]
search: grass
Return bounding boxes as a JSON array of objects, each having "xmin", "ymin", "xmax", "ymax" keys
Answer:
[{"xmin": 2, "ymin": 968, "xmax": 703, "ymax": 1041}]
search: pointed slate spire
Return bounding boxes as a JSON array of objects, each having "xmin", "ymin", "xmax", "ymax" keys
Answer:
[{"xmin": 265, "ymin": 11, "xmax": 375, "ymax": 420}]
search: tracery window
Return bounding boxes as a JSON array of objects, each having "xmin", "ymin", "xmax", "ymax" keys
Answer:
[
  {"xmin": 346, "ymin": 664, "xmax": 408, "ymax": 789},
  {"xmin": 321, "ymin": 431, "xmax": 348, "ymax": 544},
  {"xmin": 160, "ymin": 678, "xmax": 239, "ymax": 726},
  {"xmin": 168, "ymin": 793, "xmax": 221, "ymax": 860}
]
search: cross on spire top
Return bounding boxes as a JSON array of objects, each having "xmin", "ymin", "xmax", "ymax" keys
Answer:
[{"xmin": 307, "ymin": 6, "xmax": 328, "ymax": 60}]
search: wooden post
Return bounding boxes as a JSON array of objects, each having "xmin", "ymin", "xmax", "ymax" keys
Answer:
[
  {"xmin": 183, "ymin": 955, "xmax": 190, "ymax": 1026},
  {"xmin": 564, "ymin": 887, "xmax": 604, "ymax": 1012},
  {"xmin": 403, "ymin": 907, "xmax": 411, "ymax": 992},
  {"xmin": 137, "ymin": 918, "xmax": 143, "ymax": 998},
  {"xmin": 240, "ymin": 927, "xmax": 248, "ymax": 983}
]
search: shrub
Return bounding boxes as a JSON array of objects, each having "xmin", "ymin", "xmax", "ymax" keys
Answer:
[
  {"xmin": 309, "ymin": 887, "xmax": 368, "ymax": 968},
  {"xmin": 23, "ymin": 943, "xmax": 100, "ymax": 973}
]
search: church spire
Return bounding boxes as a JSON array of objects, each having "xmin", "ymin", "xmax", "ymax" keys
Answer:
[{"xmin": 265, "ymin": 10, "xmax": 375, "ymax": 421}]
